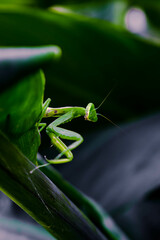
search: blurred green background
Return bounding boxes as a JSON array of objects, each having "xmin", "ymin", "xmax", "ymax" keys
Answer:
[
  {"xmin": 1, "ymin": 1, "xmax": 160, "ymax": 240},
  {"xmin": 1, "ymin": 0, "xmax": 160, "ymax": 127}
]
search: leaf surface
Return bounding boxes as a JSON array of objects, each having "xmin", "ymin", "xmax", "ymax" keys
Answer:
[
  {"xmin": 0, "ymin": 131, "xmax": 107, "ymax": 240},
  {"xmin": 0, "ymin": 46, "xmax": 61, "ymax": 162}
]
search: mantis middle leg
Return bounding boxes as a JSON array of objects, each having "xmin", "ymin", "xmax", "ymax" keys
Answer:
[{"xmin": 37, "ymin": 98, "xmax": 51, "ymax": 132}]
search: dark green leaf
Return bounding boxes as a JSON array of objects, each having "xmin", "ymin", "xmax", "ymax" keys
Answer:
[
  {"xmin": 0, "ymin": 70, "xmax": 44, "ymax": 163},
  {"xmin": 0, "ymin": 46, "xmax": 61, "ymax": 93},
  {"xmin": 52, "ymin": 1, "xmax": 127, "ymax": 24},
  {"xmin": 0, "ymin": 46, "xmax": 61, "ymax": 163},
  {"xmin": 0, "ymin": 6, "xmax": 160, "ymax": 122},
  {"xmin": 38, "ymin": 157, "xmax": 130, "ymax": 240},
  {"xmin": 0, "ymin": 131, "xmax": 107, "ymax": 240},
  {"xmin": 0, "ymin": 0, "xmax": 110, "ymax": 8}
]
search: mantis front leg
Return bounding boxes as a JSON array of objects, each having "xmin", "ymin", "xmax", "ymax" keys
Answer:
[
  {"xmin": 31, "ymin": 110, "xmax": 84, "ymax": 172},
  {"xmin": 46, "ymin": 110, "xmax": 83, "ymax": 164},
  {"xmin": 36, "ymin": 98, "xmax": 51, "ymax": 132}
]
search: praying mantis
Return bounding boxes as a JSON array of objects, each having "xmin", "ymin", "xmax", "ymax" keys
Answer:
[
  {"xmin": 31, "ymin": 93, "xmax": 117, "ymax": 173},
  {"xmin": 30, "ymin": 98, "xmax": 98, "ymax": 173}
]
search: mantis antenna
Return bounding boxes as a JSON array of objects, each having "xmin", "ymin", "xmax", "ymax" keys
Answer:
[
  {"xmin": 97, "ymin": 113, "xmax": 122, "ymax": 130},
  {"xmin": 95, "ymin": 87, "xmax": 114, "ymax": 111},
  {"xmin": 93, "ymin": 85, "xmax": 121, "ymax": 130}
]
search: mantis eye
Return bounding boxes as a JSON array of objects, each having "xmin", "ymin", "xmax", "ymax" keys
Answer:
[{"xmin": 85, "ymin": 103, "xmax": 98, "ymax": 122}]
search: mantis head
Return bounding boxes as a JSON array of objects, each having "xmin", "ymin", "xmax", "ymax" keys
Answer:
[
  {"xmin": 85, "ymin": 103, "xmax": 98, "ymax": 122},
  {"xmin": 84, "ymin": 89, "xmax": 121, "ymax": 129}
]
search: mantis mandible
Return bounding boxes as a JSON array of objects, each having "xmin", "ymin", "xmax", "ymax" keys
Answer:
[{"xmin": 30, "ymin": 98, "xmax": 98, "ymax": 173}]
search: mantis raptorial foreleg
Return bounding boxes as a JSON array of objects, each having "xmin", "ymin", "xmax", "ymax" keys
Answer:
[
  {"xmin": 30, "ymin": 98, "xmax": 98, "ymax": 173},
  {"xmin": 46, "ymin": 110, "xmax": 83, "ymax": 164}
]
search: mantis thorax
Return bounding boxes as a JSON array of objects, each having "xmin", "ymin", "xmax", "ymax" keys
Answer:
[{"xmin": 85, "ymin": 103, "xmax": 98, "ymax": 122}]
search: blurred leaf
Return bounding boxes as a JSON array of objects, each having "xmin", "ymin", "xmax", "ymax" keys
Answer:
[
  {"xmin": 0, "ymin": 216, "xmax": 55, "ymax": 240},
  {"xmin": 0, "ymin": 6, "xmax": 160, "ymax": 124},
  {"xmin": 0, "ymin": 46, "xmax": 61, "ymax": 93},
  {"xmin": 53, "ymin": 113, "xmax": 160, "ymax": 239},
  {"xmin": 128, "ymin": 1, "xmax": 160, "ymax": 29},
  {"xmin": 0, "ymin": 0, "xmax": 53, "ymax": 8},
  {"xmin": 113, "ymin": 190, "xmax": 160, "ymax": 240},
  {"xmin": 0, "ymin": 0, "xmax": 108, "ymax": 8},
  {"xmin": 0, "ymin": 131, "xmax": 107, "ymax": 240},
  {"xmin": 57, "ymin": 113, "xmax": 160, "ymax": 212},
  {"xmin": 51, "ymin": 1, "xmax": 127, "ymax": 25},
  {"xmin": 144, "ymin": 186, "xmax": 160, "ymax": 202}
]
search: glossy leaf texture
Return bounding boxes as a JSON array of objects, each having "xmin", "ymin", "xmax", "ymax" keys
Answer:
[
  {"xmin": 38, "ymin": 157, "xmax": 130, "ymax": 240},
  {"xmin": 0, "ymin": 46, "xmax": 61, "ymax": 163},
  {"xmin": 0, "ymin": 131, "xmax": 107, "ymax": 240}
]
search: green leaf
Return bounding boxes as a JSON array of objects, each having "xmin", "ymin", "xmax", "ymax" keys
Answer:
[
  {"xmin": 0, "ymin": 46, "xmax": 61, "ymax": 163},
  {"xmin": 38, "ymin": 157, "xmax": 130, "ymax": 240},
  {"xmin": 51, "ymin": 1, "xmax": 127, "ymax": 25},
  {"xmin": 0, "ymin": 0, "xmax": 53, "ymax": 8},
  {"xmin": 0, "ymin": 70, "xmax": 44, "ymax": 163},
  {"xmin": 0, "ymin": 131, "xmax": 108, "ymax": 240},
  {"xmin": 0, "ymin": 0, "xmax": 110, "ymax": 8},
  {"xmin": 0, "ymin": 6, "xmax": 160, "ymax": 122},
  {"xmin": 0, "ymin": 70, "xmax": 44, "ymax": 134},
  {"xmin": 0, "ymin": 46, "xmax": 61, "ymax": 93}
]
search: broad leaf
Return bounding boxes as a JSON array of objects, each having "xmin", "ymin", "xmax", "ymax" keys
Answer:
[
  {"xmin": 0, "ymin": 6, "xmax": 160, "ymax": 122},
  {"xmin": 0, "ymin": 131, "xmax": 107, "ymax": 240},
  {"xmin": 0, "ymin": 46, "xmax": 61, "ymax": 163}
]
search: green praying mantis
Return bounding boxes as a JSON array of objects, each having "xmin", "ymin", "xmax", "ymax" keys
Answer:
[{"xmin": 30, "ymin": 93, "xmax": 118, "ymax": 173}]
